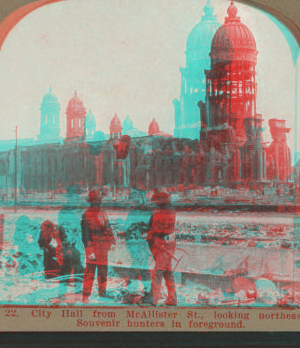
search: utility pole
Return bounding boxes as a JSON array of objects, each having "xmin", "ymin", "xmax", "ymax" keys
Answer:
[{"xmin": 13, "ymin": 126, "xmax": 17, "ymax": 210}]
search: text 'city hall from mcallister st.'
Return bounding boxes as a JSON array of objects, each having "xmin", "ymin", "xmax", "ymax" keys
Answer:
[{"xmin": 0, "ymin": 1, "xmax": 292, "ymax": 196}]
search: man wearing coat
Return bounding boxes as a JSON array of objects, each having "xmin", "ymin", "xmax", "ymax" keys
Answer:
[
  {"xmin": 147, "ymin": 192, "xmax": 177, "ymax": 306},
  {"xmin": 81, "ymin": 189, "xmax": 115, "ymax": 303}
]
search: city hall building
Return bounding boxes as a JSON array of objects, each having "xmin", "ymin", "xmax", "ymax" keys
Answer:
[{"xmin": 0, "ymin": 1, "xmax": 292, "ymax": 198}]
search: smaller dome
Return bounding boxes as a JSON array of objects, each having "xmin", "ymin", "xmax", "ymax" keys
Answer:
[
  {"xmin": 148, "ymin": 118, "xmax": 160, "ymax": 136},
  {"xmin": 123, "ymin": 115, "xmax": 134, "ymax": 133},
  {"xmin": 110, "ymin": 114, "xmax": 122, "ymax": 134},
  {"xmin": 67, "ymin": 91, "xmax": 85, "ymax": 110},
  {"xmin": 42, "ymin": 86, "xmax": 59, "ymax": 104}
]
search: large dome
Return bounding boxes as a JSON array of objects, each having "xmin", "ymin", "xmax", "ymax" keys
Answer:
[
  {"xmin": 186, "ymin": 0, "xmax": 220, "ymax": 52},
  {"xmin": 42, "ymin": 86, "xmax": 59, "ymax": 104},
  {"xmin": 210, "ymin": 2, "xmax": 257, "ymax": 65}
]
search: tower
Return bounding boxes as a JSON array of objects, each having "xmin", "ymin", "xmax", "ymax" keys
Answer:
[
  {"xmin": 204, "ymin": 1, "xmax": 258, "ymax": 141},
  {"xmin": 84, "ymin": 109, "xmax": 96, "ymax": 140},
  {"xmin": 123, "ymin": 115, "xmax": 134, "ymax": 135},
  {"xmin": 110, "ymin": 114, "xmax": 122, "ymax": 139},
  {"xmin": 148, "ymin": 118, "xmax": 160, "ymax": 136},
  {"xmin": 200, "ymin": 1, "xmax": 265, "ymax": 184},
  {"xmin": 173, "ymin": 0, "xmax": 220, "ymax": 139},
  {"xmin": 66, "ymin": 91, "xmax": 86, "ymax": 140},
  {"xmin": 122, "ymin": 115, "xmax": 147, "ymax": 137},
  {"xmin": 38, "ymin": 86, "xmax": 61, "ymax": 143}
]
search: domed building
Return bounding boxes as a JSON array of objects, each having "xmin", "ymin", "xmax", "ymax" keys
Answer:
[
  {"xmin": 123, "ymin": 115, "xmax": 134, "ymax": 134},
  {"xmin": 66, "ymin": 91, "xmax": 86, "ymax": 140},
  {"xmin": 203, "ymin": 1, "xmax": 258, "ymax": 137},
  {"xmin": 148, "ymin": 118, "xmax": 172, "ymax": 138},
  {"xmin": 84, "ymin": 109, "xmax": 96, "ymax": 140},
  {"xmin": 123, "ymin": 115, "xmax": 147, "ymax": 137},
  {"xmin": 38, "ymin": 86, "xmax": 61, "ymax": 143},
  {"xmin": 173, "ymin": 0, "xmax": 220, "ymax": 140},
  {"xmin": 4, "ymin": 2, "xmax": 292, "ymax": 200},
  {"xmin": 110, "ymin": 114, "xmax": 122, "ymax": 139},
  {"xmin": 199, "ymin": 1, "xmax": 268, "ymax": 184},
  {"xmin": 148, "ymin": 118, "xmax": 160, "ymax": 136}
]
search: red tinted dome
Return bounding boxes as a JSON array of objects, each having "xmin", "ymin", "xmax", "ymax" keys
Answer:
[
  {"xmin": 67, "ymin": 91, "xmax": 85, "ymax": 110},
  {"xmin": 210, "ymin": 2, "xmax": 257, "ymax": 65},
  {"xmin": 110, "ymin": 114, "xmax": 122, "ymax": 133},
  {"xmin": 148, "ymin": 118, "xmax": 160, "ymax": 136}
]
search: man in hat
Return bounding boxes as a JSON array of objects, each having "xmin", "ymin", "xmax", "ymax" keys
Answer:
[
  {"xmin": 81, "ymin": 189, "xmax": 116, "ymax": 302},
  {"xmin": 147, "ymin": 191, "xmax": 177, "ymax": 306}
]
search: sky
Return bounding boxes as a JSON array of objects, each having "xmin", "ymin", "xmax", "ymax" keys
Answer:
[{"xmin": 0, "ymin": 0, "xmax": 298, "ymax": 153}]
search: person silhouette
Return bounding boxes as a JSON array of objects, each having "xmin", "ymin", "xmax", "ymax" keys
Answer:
[
  {"xmin": 124, "ymin": 191, "xmax": 152, "ymax": 290},
  {"xmin": 147, "ymin": 192, "xmax": 177, "ymax": 306},
  {"xmin": 81, "ymin": 189, "xmax": 116, "ymax": 303},
  {"xmin": 57, "ymin": 226, "xmax": 84, "ymax": 298},
  {"xmin": 38, "ymin": 220, "xmax": 63, "ymax": 279}
]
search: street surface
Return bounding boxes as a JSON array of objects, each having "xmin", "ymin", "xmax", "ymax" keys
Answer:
[{"xmin": 0, "ymin": 207, "xmax": 298, "ymax": 307}]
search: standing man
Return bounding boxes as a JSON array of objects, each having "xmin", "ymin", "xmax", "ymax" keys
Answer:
[
  {"xmin": 81, "ymin": 189, "xmax": 115, "ymax": 303},
  {"xmin": 147, "ymin": 192, "xmax": 177, "ymax": 306}
]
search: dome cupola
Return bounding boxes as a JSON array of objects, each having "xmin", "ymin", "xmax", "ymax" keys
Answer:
[
  {"xmin": 227, "ymin": 1, "xmax": 238, "ymax": 19},
  {"xmin": 123, "ymin": 115, "xmax": 134, "ymax": 134},
  {"xmin": 42, "ymin": 86, "xmax": 59, "ymax": 104},
  {"xmin": 66, "ymin": 91, "xmax": 86, "ymax": 140}
]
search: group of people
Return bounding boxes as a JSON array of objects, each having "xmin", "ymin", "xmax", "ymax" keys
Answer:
[
  {"xmin": 37, "ymin": 219, "xmax": 84, "ymax": 293},
  {"xmin": 37, "ymin": 188, "xmax": 178, "ymax": 306}
]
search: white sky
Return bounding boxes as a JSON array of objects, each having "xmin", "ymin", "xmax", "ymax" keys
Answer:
[{"xmin": 0, "ymin": 0, "xmax": 298, "ymax": 153}]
